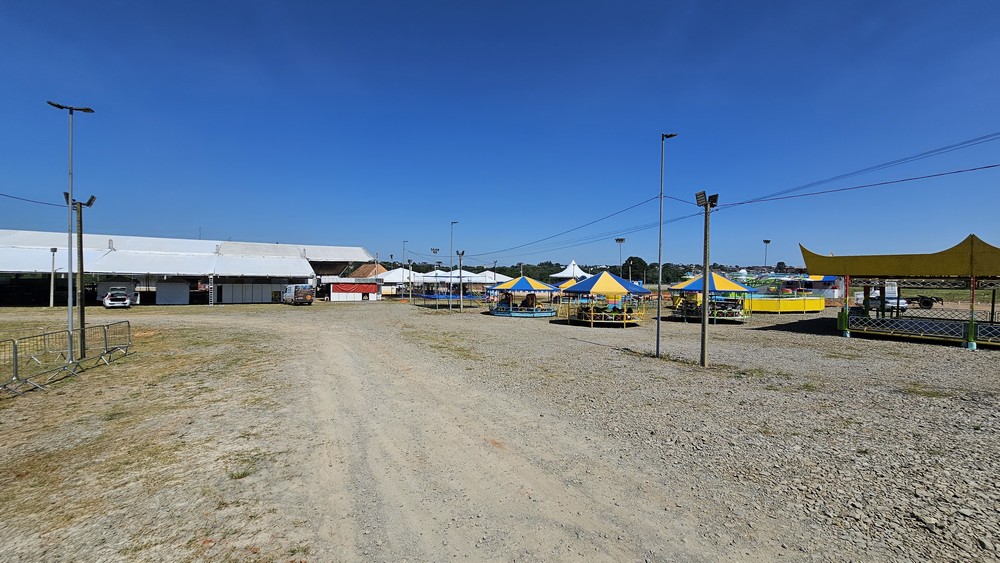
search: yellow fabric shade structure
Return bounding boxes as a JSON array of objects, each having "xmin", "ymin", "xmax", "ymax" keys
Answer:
[{"xmin": 800, "ymin": 234, "xmax": 1000, "ymax": 277}]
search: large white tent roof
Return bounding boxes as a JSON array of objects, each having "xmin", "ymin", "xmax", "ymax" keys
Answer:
[
  {"xmin": 0, "ymin": 229, "xmax": 371, "ymax": 277},
  {"xmin": 550, "ymin": 260, "xmax": 592, "ymax": 279}
]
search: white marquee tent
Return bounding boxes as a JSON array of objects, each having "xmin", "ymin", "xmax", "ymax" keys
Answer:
[{"xmin": 550, "ymin": 260, "xmax": 592, "ymax": 279}]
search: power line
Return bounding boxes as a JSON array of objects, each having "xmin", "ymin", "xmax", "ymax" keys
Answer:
[
  {"xmin": 468, "ymin": 195, "xmax": 659, "ymax": 258},
  {"xmin": 1, "ymin": 192, "xmax": 64, "ymax": 207},
  {"xmin": 741, "ymin": 131, "xmax": 1000, "ymax": 204},
  {"xmin": 721, "ymin": 164, "xmax": 1000, "ymax": 208}
]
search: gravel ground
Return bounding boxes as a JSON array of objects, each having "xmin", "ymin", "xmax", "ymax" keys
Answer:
[
  {"xmin": 1, "ymin": 301, "xmax": 997, "ymax": 561},
  {"xmin": 399, "ymin": 302, "xmax": 1000, "ymax": 561}
]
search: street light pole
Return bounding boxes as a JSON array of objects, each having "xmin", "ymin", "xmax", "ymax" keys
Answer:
[
  {"xmin": 763, "ymin": 239, "xmax": 771, "ymax": 269},
  {"xmin": 449, "ymin": 221, "xmax": 458, "ymax": 311},
  {"xmin": 696, "ymin": 190, "xmax": 719, "ymax": 368},
  {"xmin": 457, "ymin": 250, "xmax": 465, "ymax": 312},
  {"xmin": 656, "ymin": 132, "xmax": 678, "ymax": 358},
  {"xmin": 74, "ymin": 195, "xmax": 96, "ymax": 357},
  {"xmin": 615, "ymin": 237, "xmax": 625, "ymax": 277},
  {"xmin": 48, "ymin": 101, "xmax": 94, "ymax": 364},
  {"xmin": 49, "ymin": 247, "xmax": 58, "ymax": 307},
  {"xmin": 402, "ymin": 240, "xmax": 408, "ymax": 300}
]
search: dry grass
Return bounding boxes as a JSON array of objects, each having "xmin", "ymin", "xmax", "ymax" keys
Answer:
[{"xmin": 0, "ymin": 305, "xmax": 304, "ymax": 560}]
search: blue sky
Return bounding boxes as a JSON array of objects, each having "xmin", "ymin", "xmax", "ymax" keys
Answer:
[{"xmin": 3, "ymin": 1, "xmax": 999, "ymax": 270}]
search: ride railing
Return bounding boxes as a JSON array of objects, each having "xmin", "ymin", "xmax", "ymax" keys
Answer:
[{"xmin": 1, "ymin": 321, "xmax": 132, "ymax": 397}]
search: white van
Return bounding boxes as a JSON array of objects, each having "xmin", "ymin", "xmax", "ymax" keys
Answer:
[{"xmin": 282, "ymin": 284, "xmax": 315, "ymax": 305}]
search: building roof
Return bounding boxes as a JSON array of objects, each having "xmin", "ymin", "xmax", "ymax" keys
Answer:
[
  {"xmin": 0, "ymin": 229, "xmax": 372, "ymax": 278},
  {"xmin": 347, "ymin": 263, "xmax": 388, "ymax": 278}
]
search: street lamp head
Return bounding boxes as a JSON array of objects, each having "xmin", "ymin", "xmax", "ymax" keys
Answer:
[
  {"xmin": 47, "ymin": 101, "xmax": 95, "ymax": 113},
  {"xmin": 615, "ymin": 237, "xmax": 625, "ymax": 244},
  {"xmin": 451, "ymin": 221, "xmax": 458, "ymax": 226},
  {"xmin": 708, "ymin": 194, "xmax": 719, "ymax": 208},
  {"xmin": 662, "ymin": 133, "xmax": 678, "ymax": 140},
  {"xmin": 695, "ymin": 191, "xmax": 707, "ymax": 206},
  {"xmin": 84, "ymin": 195, "xmax": 96, "ymax": 207},
  {"xmin": 763, "ymin": 239, "xmax": 771, "ymax": 245}
]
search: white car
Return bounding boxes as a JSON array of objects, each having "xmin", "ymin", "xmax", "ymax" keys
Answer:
[{"xmin": 103, "ymin": 287, "xmax": 133, "ymax": 309}]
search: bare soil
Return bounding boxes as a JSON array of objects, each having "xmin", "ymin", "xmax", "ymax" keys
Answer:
[{"xmin": 1, "ymin": 302, "xmax": 997, "ymax": 561}]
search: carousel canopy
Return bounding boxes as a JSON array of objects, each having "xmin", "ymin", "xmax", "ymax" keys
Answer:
[
  {"xmin": 562, "ymin": 271, "xmax": 650, "ymax": 295},
  {"xmin": 557, "ymin": 278, "xmax": 578, "ymax": 289},
  {"xmin": 488, "ymin": 276, "xmax": 558, "ymax": 292},
  {"xmin": 550, "ymin": 260, "xmax": 592, "ymax": 279},
  {"xmin": 669, "ymin": 272, "xmax": 755, "ymax": 293}
]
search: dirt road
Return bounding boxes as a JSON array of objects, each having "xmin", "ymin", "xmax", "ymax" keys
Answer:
[
  {"xmin": 289, "ymin": 320, "xmax": 757, "ymax": 562},
  {"xmin": 3, "ymin": 302, "xmax": 997, "ymax": 561}
]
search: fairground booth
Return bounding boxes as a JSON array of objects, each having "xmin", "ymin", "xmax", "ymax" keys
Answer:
[
  {"xmin": 800, "ymin": 234, "xmax": 1000, "ymax": 349},
  {"xmin": 486, "ymin": 276, "xmax": 558, "ymax": 317},
  {"xmin": 669, "ymin": 272, "xmax": 755, "ymax": 323},
  {"xmin": 562, "ymin": 271, "xmax": 650, "ymax": 327}
]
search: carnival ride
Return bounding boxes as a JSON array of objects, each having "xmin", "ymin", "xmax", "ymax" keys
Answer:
[
  {"xmin": 562, "ymin": 271, "xmax": 650, "ymax": 327},
  {"xmin": 487, "ymin": 276, "xmax": 558, "ymax": 317},
  {"xmin": 669, "ymin": 272, "xmax": 755, "ymax": 323}
]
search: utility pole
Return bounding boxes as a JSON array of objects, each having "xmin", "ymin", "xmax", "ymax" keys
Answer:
[
  {"xmin": 696, "ymin": 191, "xmax": 719, "ymax": 368},
  {"xmin": 656, "ymin": 132, "xmax": 678, "ymax": 358},
  {"xmin": 457, "ymin": 250, "xmax": 465, "ymax": 312}
]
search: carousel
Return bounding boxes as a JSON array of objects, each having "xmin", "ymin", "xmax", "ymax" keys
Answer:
[
  {"xmin": 487, "ymin": 276, "xmax": 559, "ymax": 317},
  {"xmin": 562, "ymin": 271, "xmax": 651, "ymax": 327},
  {"xmin": 669, "ymin": 272, "xmax": 755, "ymax": 323}
]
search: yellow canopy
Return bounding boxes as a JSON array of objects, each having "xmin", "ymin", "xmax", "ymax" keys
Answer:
[{"xmin": 800, "ymin": 234, "xmax": 1000, "ymax": 277}]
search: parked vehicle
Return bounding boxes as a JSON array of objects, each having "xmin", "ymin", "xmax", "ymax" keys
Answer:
[
  {"xmin": 103, "ymin": 287, "xmax": 133, "ymax": 309},
  {"xmin": 908, "ymin": 295, "xmax": 945, "ymax": 309},
  {"xmin": 866, "ymin": 296, "xmax": 909, "ymax": 311},
  {"xmin": 282, "ymin": 284, "xmax": 315, "ymax": 305}
]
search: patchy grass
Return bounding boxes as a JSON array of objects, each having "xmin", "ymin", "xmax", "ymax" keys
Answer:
[
  {"xmin": 224, "ymin": 448, "xmax": 272, "ymax": 480},
  {"xmin": 0, "ymin": 305, "xmax": 302, "ymax": 559}
]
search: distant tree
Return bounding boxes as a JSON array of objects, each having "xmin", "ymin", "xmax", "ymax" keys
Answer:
[
  {"xmin": 622, "ymin": 256, "xmax": 648, "ymax": 282},
  {"xmin": 775, "ymin": 261, "xmax": 787, "ymax": 273}
]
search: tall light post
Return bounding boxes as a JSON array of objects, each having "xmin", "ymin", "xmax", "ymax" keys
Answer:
[
  {"xmin": 656, "ymin": 132, "xmax": 678, "ymax": 358},
  {"xmin": 407, "ymin": 259, "xmax": 413, "ymax": 303},
  {"xmin": 431, "ymin": 248, "xmax": 440, "ymax": 296},
  {"xmin": 48, "ymin": 100, "xmax": 94, "ymax": 364},
  {"xmin": 763, "ymin": 239, "xmax": 771, "ymax": 269},
  {"xmin": 402, "ymin": 240, "xmax": 409, "ymax": 300},
  {"xmin": 696, "ymin": 190, "xmax": 719, "ymax": 368},
  {"xmin": 615, "ymin": 237, "xmax": 625, "ymax": 277},
  {"xmin": 72, "ymin": 195, "xmax": 96, "ymax": 357},
  {"xmin": 457, "ymin": 250, "xmax": 465, "ymax": 312},
  {"xmin": 449, "ymin": 220, "xmax": 458, "ymax": 311},
  {"xmin": 49, "ymin": 247, "xmax": 58, "ymax": 308}
]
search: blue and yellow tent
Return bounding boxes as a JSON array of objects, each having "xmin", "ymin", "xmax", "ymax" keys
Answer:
[
  {"xmin": 488, "ymin": 276, "xmax": 557, "ymax": 292},
  {"xmin": 669, "ymin": 272, "xmax": 755, "ymax": 293},
  {"xmin": 562, "ymin": 271, "xmax": 649, "ymax": 327},
  {"xmin": 563, "ymin": 271, "xmax": 651, "ymax": 295}
]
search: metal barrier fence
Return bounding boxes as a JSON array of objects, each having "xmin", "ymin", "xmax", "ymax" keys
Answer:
[{"xmin": 1, "ymin": 321, "xmax": 131, "ymax": 397}]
